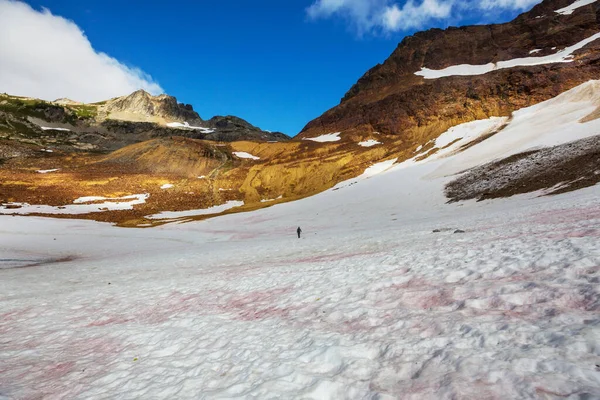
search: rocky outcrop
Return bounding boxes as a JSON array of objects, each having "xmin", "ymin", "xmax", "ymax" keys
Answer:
[
  {"xmin": 102, "ymin": 90, "xmax": 203, "ymax": 124},
  {"xmin": 299, "ymin": 0, "xmax": 600, "ymax": 144},
  {"xmin": 204, "ymin": 116, "xmax": 290, "ymax": 142}
]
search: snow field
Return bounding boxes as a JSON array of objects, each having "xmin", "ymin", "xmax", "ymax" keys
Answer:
[
  {"xmin": 0, "ymin": 194, "xmax": 149, "ymax": 215},
  {"xmin": 2, "ymin": 80, "xmax": 600, "ymax": 399},
  {"xmin": 1, "ymin": 185, "xmax": 599, "ymax": 399},
  {"xmin": 146, "ymin": 200, "xmax": 245, "ymax": 220}
]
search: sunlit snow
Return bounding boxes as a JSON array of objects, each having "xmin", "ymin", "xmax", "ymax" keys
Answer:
[
  {"xmin": 2, "ymin": 82, "xmax": 600, "ymax": 399},
  {"xmin": 166, "ymin": 122, "xmax": 215, "ymax": 133},
  {"xmin": 36, "ymin": 168, "xmax": 59, "ymax": 173},
  {"xmin": 303, "ymin": 132, "xmax": 342, "ymax": 142},
  {"xmin": 555, "ymin": 0, "xmax": 596, "ymax": 15},
  {"xmin": 358, "ymin": 139, "xmax": 381, "ymax": 147},
  {"xmin": 0, "ymin": 194, "xmax": 149, "ymax": 215},
  {"xmin": 232, "ymin": 151, "xmax": 260, "ymax": 160},
  {"xmin": 40, "ymin": 126, "xmax": 70, "ymax": 131},
  {"xmin": 146, "ymin": 200, "xmax": 245, "ymax": 220},
  {"xmin": 160, "ymin": 183, "xmax": 174, "ymax": 189},
  {"xmin": 415, "ymin": 32, "xmax": 600, "ymax": 79}
]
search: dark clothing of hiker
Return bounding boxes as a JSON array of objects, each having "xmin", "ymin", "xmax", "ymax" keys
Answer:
[{"xmin": 297, "ymin": 227, "xmax": 302, "ymax": 238}]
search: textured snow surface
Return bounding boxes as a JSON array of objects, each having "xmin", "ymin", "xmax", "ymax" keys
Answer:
[
  {"xmin": 1, "ymin": 177, "xmax": 599, "ymax": 399},
  {"xmin": 555, "ymin": 0, "xmax": 596, "ymax": 15},
  {"xmin": 146, "ymin": 200, "xmax": 245, "ymax": 220},
  {"xmin": 233, "ymin": 151, "xmax": 260, "ymax": 160},
  {"xmin": 358, "ymin": 139, "xmax": 381, "ymax": 147},
  {"xmin": 0, "ymin": 194, "xmax": 149, "ymax": 215},
  {"xmin": 2, "ymin": 81, "xmax": 600, "ymax": 399},
  {"xmin": 415, "ymin": 32, "xmax": 600, "ymax": 79},
  {"xmin": 303, "ymin": 132, "xmax": 342, "ymax": 142}
]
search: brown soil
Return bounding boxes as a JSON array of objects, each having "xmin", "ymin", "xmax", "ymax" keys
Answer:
[{"xmin": 0, "ymin": 133, "xmax": 411, "ymax": 227}]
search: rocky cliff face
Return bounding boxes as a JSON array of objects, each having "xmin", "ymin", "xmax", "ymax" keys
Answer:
[
  {"xmin": 101, "ymin": 90, "xmax": 203, "ymax": 124},
  {"xmin": 300, "ymin": 0, "xmax": 600, "ymax": 145}
]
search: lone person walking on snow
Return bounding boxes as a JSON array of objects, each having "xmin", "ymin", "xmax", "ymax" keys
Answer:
[{"xmin": 297, "ymin": 226, "xmax": 302, "ymax": 239}]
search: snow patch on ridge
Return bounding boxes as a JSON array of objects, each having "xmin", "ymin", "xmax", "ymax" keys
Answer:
[
  {"xmin": 303, "ymin": 132, "xmax": 341, "ymax": 142},
  {"xmin": 0, "ymin": 194, "xmax": 149, "ymax": 215},
  {"xmin": 358, "ymin": 139, "xmax": 381, "ymax": 147},
  {"xmin": 415, "ymin": 32, "xmax": 600, "ymax": 79},
  {"xmin": 40, "ymin": 126, "xmax": 70, "ymax": 131},
  {"xmin": 36, "ymin": 169, "xmax": 59, "ymax": 174},
  {"xmin": 146, "ymin": 200, "xmax": 244, "ymax": 220},
  {"xmin": 555, "ymin": 0, "xmax": 596, "ymax": 15},
  {"xmin": 166, "ymin": 122, "xmax": 215, "ymax": 133},
  {"xmin": 233, "ymin": 152, "xmax": 260, "ymax": 160}
]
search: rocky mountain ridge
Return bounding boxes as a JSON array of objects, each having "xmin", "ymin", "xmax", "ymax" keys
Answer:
[
  {"xmin": 300, "ymin": 0, "xmax": 600, "ymax": 146},
  {"xmin": 0, "ymin": 90, "xmax": 289, "ymax": 152},
  {"xmin": 99, "ymin": 89, "xmax": 203, "ymax": 125}
]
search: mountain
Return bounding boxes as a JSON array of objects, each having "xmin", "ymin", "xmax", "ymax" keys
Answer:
[
  {"xmin": 0, "ymin": 90, "xmax": 289, "ymax": 152},
  {"xmin": 1, "ymin": 0, "xmax": 599, "ymax": 227},
  {"xmin": 299, "ymin": 0, "xmax": 600, "ymax": 146},
  {"xmin": 100, "ymin": 89, "xmax": 203, "ymax": 125}
]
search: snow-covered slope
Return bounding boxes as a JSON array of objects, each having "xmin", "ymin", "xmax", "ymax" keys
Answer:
[{"xmin": 1, "ymin": 82, "xmax": 600, "ymax": 399}]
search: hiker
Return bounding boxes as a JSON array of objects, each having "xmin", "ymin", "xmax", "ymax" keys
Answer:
[{"xmin": 297, "ymin": 226, "xmax": 302, "ymax": 239}]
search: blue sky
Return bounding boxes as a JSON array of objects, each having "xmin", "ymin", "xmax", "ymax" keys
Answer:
[{"xmin": 9, "ymin": 0, "xmax": 540, "ymax": 135}]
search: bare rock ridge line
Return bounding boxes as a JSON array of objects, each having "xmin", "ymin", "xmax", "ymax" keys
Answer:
[
  {"xmin": 0, "ymin": 89, "xmax": 289, "ymax": 153},
  {"xmin": 300, "ymin": 0, "xmax": 600, "ymax": 145}
]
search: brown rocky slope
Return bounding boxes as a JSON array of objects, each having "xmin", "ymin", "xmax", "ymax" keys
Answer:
[{"xmin": 299, "ymin": 0, "xmax": 600, "ymax": 148}]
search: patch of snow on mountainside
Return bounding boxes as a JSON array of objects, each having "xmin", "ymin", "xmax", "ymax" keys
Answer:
[
  {"xmin": 233, "ymin": 151, "xmax": 260, "ymax": 160},
  {"xmin": 166, "ymin": 122, "xmax": 215, "ymax": 133},
  {"xmin": 555, "ymin": 0, "xmax": 596, "ymax": 15},
  {"xmin": 0, "ymin": 194, "xmax": 149, "ymax": 215},
  {"xmin": 40, "ymin": 126, "xmax": 71, "ymax": 131},
  {"xmin": 36, "ymin": 169, "xmax": 59, "ymax": 174},
  {"xmin": 415, "ymin": 32, "xmax": 600, "ymax": 79},
  {"xmin": 146, "ymin": 200, "xmax": 244, "ymax": 220},
  {"xmin": 303, "ymin": 132, "xmax": 342, "ymax": 142},
  {"xmin": 358, "ymin": 139, "xmax": 381, "ymax": 147}
]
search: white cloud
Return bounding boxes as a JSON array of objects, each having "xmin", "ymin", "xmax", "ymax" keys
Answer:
[
  {"xmin": 0, "ymin": 0, "xmax": 163, "ymax": 103},
  {"xmin": 382, "ymin": 0, "xmax": 454, "ymax": 31},
  {"xmin": 306, "ymin": 0, "xmax": 543, "ymax": 34}
]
